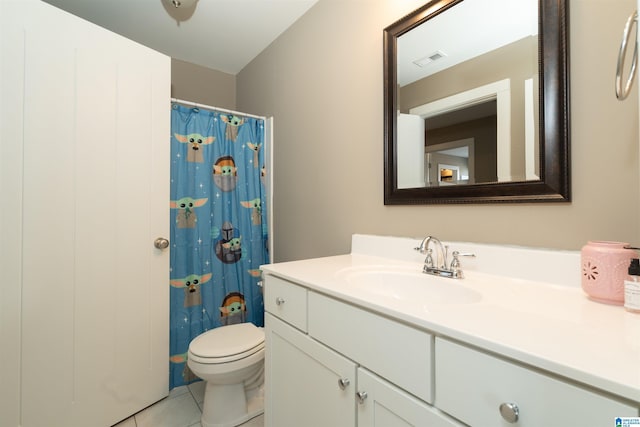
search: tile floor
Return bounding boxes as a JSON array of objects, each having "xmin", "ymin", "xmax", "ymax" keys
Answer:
[{"xmin": 113, "ymin": 381, "xmax": 264, "ymax": 427}]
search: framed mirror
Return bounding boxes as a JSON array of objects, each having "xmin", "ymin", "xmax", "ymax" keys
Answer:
[{"xmin": 383, "ymin": 0, "xmax": 570, "ymax": 204}]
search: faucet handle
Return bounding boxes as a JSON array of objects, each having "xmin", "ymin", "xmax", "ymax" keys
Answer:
[
  {"xmin": 458, "ymin": 252, "xmax": 476, "ymax": 257},
  {"xmin": 450, "ymin": 251, "xmax": 476, "ymax": 277},
  {"xmin": 425, "ymin": 249, "xmax": 434, "ymax": 268},
  {"xmin": 451, "ymin": 251, "xmax": 476, "ymax": 269}
]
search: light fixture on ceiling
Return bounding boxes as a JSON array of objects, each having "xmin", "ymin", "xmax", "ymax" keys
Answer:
[
  {"xmin": 171, "ymin": 0, "xmax": 196, "ymax": 7},
  {"xmin": 413, "ymin": 50, "xmax": 447, "ymax": 68},
  {"xmin": 161, "ymin": 0, "xmax": 198, "ymax": 24}
]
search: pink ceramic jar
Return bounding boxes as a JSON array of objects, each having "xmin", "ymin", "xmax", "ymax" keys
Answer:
[{"xmin": 581, "ymin": 241, "xmax": 635, "ymax": 305}]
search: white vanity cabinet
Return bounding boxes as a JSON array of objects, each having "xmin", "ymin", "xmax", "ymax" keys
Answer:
[
  {"xmin": 265, "ymin": 275, "xmax": 355, "ymax": 427},
  {"xmin": 262, "ymin": 235, "xmax": 640, "ymax": 427},
  {"xmin": 264, "ymin": 274, "xmax": 463, "ymax": 427},
  {"xmin": 435, "ymin": 338, "xmax": 639, "ymax": 426},
  {"xmin": 266, "ymin": 313, "xmax": 356, "ymax": 427},
  {"xmin": 264, "ymin": 272, "xmax": 640, "ymax": 426}
]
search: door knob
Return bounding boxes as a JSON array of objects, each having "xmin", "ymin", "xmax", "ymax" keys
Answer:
[
  {"xmin": 275, "ymin": 297, "xmax": 285, "ymax": 306},
  {"xmin": 154, "ymin": 237, "xmax": 169, "ymax": 249},
  {"xmin": 338, "ymin": 378, "xmax": 350, "ymax": 390}
]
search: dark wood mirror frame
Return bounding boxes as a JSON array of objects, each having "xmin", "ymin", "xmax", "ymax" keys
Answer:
[{"xmin": 383, "ymin": 0, "xmax": 570, "ymax": 204}]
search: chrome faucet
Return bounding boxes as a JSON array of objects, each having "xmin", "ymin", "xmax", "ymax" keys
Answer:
[
  {"xmin": 415, "ymin": 236, "xmax": 475, "ymax": 279},
  {"xmin": 415, "ymin": 236, "xmax": 448, "ymax": 269}
]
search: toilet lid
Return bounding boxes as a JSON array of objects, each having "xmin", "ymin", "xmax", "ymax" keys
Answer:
[{"xmin": 189, "ymin": 323, "xmax": 264, "ymax": 359}]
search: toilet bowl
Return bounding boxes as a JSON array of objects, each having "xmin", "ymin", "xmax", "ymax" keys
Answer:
[{"xmin": 187, "ymin": 322, "xmax": 265, "ymax": 427}]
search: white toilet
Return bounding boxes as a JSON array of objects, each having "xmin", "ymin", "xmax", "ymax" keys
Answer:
[{"xmin": 187, "ymin": 322, "xmax": 265, "ymax": 427}]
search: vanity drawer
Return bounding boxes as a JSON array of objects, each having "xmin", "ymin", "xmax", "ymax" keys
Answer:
[
  {"xmin": 435, "ymin": 338, "xmax": 638, "ymax": 426},
  {"xmin": 308, "ymin": 292, "xmax": 433, "ymax": 403},
  {"xmin": 264, "ymin": 275, "xmax": 307, "ymax": 332}
]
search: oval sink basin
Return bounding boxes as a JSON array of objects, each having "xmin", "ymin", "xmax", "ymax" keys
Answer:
[{"xmin": 336, "ymin": 266, "xmax": 482, "ymax": 308}]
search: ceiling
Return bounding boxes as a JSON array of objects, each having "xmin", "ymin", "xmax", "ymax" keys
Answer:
[
  {"xmin": 42, "ymin": 0, "xmax": 319, "ymax": 75},
  {"xmin": 397, "ymin": 0, "xmax": 538, "ymax": 87}
]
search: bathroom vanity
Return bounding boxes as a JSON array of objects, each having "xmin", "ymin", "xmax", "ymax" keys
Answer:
[{"xmin": 261, "ymin": 235, "xmax": 640, "ymax": 426}]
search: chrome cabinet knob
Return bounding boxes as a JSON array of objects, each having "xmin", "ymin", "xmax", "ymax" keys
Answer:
[
  {"xmin": 499, "ymin": 402, "xmax": 519, "ymax": 423},
  {"xmin": 154, "ymin": 237, "xmax": 169, "ymax": 249},
  {"xmin": 275, "ymin": 297, "xmax": 285, "ymax": 306},
  {"xmin": 356, "ymin": 391, "xmax": 368, "ymax": 404},
  {"xmin": 338, "ymin": 378, "xmax": 350, "ymax": 390}
]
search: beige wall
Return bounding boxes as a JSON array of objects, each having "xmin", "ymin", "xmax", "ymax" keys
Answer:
[
  {"xmin": 232, "ymin": 0, "xmax": 640, "ymax": 262},
  {"xmin": 171, "ymin": 58, "xmax": 236, "ymax": 110}
]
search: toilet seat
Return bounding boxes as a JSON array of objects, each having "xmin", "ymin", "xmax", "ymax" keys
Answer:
[{"xmin": 188, "ymin": 323, "xmax": 265, "ymax": 364}]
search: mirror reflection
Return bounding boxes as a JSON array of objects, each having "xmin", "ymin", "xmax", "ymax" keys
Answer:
[{"xmin": 396, "ymin": 0, "xmax": 539, "ymax": 189}]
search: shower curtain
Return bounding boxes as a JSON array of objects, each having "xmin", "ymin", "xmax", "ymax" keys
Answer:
[{"xmin": 169, "ymin": 103, "xmax": 269, "ymax": 390}]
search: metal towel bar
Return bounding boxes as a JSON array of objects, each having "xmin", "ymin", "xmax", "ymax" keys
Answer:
[{"xmin": 616, "ymin": 10, "xmax": 638, "ymax": 100}]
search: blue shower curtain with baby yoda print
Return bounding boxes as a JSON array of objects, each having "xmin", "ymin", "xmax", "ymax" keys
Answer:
[{"xmin": 169, "ymin": 103, "xmax": 269, "ymax": 390}]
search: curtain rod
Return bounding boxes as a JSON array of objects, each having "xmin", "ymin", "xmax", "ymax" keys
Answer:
[{"xmin": 170, "ymin": 98, "xmax": 266, "ymax": 120}]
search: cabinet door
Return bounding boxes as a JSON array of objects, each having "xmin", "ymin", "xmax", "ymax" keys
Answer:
[
  {"xmin": 357, "ymin": 368, "xmax": 463, "ymax": 427},
  {"xmin": 265, "ymin": 313, "xmax": 356, "ymax": 427},
  {"xmin": 436, "ymin": 338, "xmax": 639, "ymax": 426}
]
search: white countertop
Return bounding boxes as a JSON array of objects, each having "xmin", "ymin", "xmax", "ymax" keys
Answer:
[{"xmin": 261, "ymin": 235, "xmax": 640, "ymax": 403}]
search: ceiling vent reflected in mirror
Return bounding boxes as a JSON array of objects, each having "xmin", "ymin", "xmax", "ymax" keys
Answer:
[{"xmin": 413, "ymin": 51, "xmax": 448, "ymax": 68}]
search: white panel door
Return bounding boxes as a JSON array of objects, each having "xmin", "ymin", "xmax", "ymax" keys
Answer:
[
  {"xmin": 2, "ymin": 1, "xmax": 170, "ymax": 426},
  {"xmin": 397, "ymin": 113, "xmax": 425, "ymax": 189}
]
